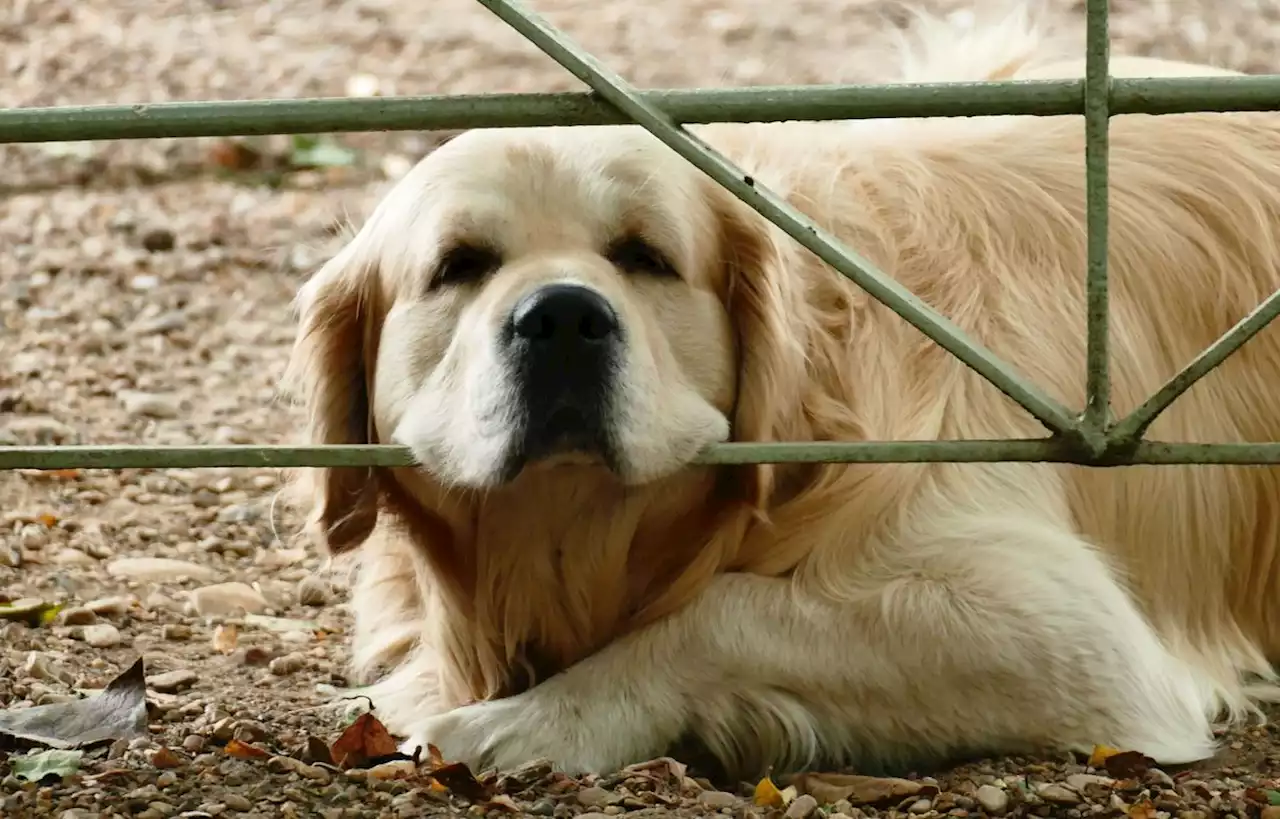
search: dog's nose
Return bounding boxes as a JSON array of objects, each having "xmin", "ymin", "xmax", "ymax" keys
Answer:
[{"xmin": 511, "ymin": 284, "xmax": 619, "ymax": 345}]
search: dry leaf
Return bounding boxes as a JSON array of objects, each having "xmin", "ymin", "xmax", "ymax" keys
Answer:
[
  {"xmin": 37, "ymin": 513, "xmax": 58, "ymax": 527},
  {"xmin": 485, "ymin": 794, "xmax": 522, "ymax": 812},
  {"xmin": 0, "ymin": 657, "xmax": 148, "ymax": 748},
  {"xmin": 208, "ymin": 139, "xmax": 263, "ymax": 171},
  {"xmin": 224, "ymin": 739, "xmax": 271, "ymax": 760},
  {"xmin": 425, "ymin": 742, "xmax": 446, "ymax": 769},
  {"xmin": 429, "ymin": 761, "xmax": 491, "ymax": 802},
  {"xmin": 793, "ymin": 773, "xmax": 937, "ymax": 807},
  {"xmin": 1087, "ymin": 744, "xmax": 1121, "ymax": 768},
  {"xmin": 1104, "ymin": 750, "xmax": 1155, "ymax": 779},
  {"xmin": 623, "ymin": 756, "xmax": 688, "ymax": 783},
  {"xmin": 329, "ymin": 712, "xmax": 401, "ymax": 770},
  {"xmin": 754, "ymin": 776, "xmax": 792, "ymax": 808},
  {"xmin": 1128, "ymin": 798, "xmax": 1158, "ymax": 819},
  {"xmin": 211, "ymin": 624, "xmax": 239, "ymax": 654},
  {"xmin": 303, "ymin": 734, "xmax": 334, "ymax": 766}
]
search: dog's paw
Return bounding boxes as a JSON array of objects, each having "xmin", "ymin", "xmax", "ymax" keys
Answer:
[{"xmin": 396, "ymin": 687, "xmax": 656, "ymax": 774}]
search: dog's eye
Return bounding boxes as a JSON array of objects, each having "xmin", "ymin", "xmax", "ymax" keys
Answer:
[
  {"xmin": 606, "ymin": 237, "xmax": 677, "ymax": 277},
  {"xmin": 433, "ymin": 244, "xmax": 501, "ymax": 288}
]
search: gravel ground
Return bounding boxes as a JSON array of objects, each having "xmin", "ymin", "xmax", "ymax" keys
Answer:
[{"xmin": 5, "ymin": 0, "xmax": 1280, "ymax": 817}]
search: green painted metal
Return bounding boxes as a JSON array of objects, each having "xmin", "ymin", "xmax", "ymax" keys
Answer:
[
  {"xmin": 1082, "ymin": 0, "xmax": 1112, "ymax": 446},
  {"xmin": 8, "ymin": 77, "xmax": 1280, "ymax": 144},
  {"xmin": 3, "ymin": 1, "xmax": 1280, "ymax": 472},
  {"xmin": 1109, "ymin": 286, "xmax": 1280, "ymax": 446},
  {"xmin": 475, "ymin": 0, "xmax": 1080, "ymax": 439},
  {"xmin": 9, "ymin": 440, "xmax": 1280, "ymax": 471}
]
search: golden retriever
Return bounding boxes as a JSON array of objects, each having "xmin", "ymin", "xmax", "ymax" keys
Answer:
[{"xmin": 286, "ymin": 8, "xmax": 1280, "ymax": 778}]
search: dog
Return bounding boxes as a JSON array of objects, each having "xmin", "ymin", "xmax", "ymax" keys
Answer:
[{"xmin": 285, "ymin": 8, "xmax": 1280, "ymax": 778}]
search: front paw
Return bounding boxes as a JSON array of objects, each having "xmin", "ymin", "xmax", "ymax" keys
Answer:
[{"xmin": 397, "ymin": 690, "xmax": 659, "ymax": 775}]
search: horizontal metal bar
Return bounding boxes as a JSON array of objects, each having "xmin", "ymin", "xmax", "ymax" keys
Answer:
[
  {"xmin": 475, "ymin": 0, "xmax": 1080, "ymax": 438},
  {"xmin": 3, "ymin": 76, "xmax": 1280, "ymax": 145},
  {"xmin": 1110, "ymin": 286, "xmax": 1280, "ymax": 445},
  {"xmin": 6, "ymin": 440, "xmax": 1280, "ymax": 470}
]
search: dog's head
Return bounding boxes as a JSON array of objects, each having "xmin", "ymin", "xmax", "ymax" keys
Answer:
[{"xmin": 287, "ymin": 126, "xmax": 809, "ymax": 554}]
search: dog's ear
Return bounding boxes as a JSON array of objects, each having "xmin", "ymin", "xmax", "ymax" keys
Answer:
[
  {"xmin": 285, "ymin": 235, "xmax": 385, "ymax": 555},
  {"xmin": 711, "ymin": 188, "xmax": 811, "ymax": 509}
]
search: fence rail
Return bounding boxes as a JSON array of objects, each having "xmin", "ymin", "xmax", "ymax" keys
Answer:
[{"xmin": 4, "ymin": 0, "xmax": 1280, "ymax": 472}]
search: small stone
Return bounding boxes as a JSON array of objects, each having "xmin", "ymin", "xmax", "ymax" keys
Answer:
[
  {"xmin": 216, "ymin": 504, "xmax": 259, "ymax": 524},
  {"xmin": 82, "ymin": 623, "xmax": 122, "ymax": 648},
  {"xmin": 118, "ymin": 390, "xmax": 181, "ymax": 419},
  {"xmin": 182, "ymin": 735, "xmax": 206, "ymax": 754},
  {"xmin": 24, "ymin": 651, "xmax": 73, "ymax": 684},
  {"xmin": 268, "ymin": 652, "xmax": 306, "ymax": 676},
  {"xmin": 296, "ymin": 576, "xmax": 330, "ymax": 607},
  {"xmin": 786, "ymin": 794, "xmax": 819, "ymax": 819},
  {"xmin": 19, "ymin": 524, "xmax": 48, "ymax": 549},
  {"xmin": 107, "ymin": 557, "xmax": 218, "ymax": 583},
  {"xmin": 162, "ymin": 624, "xmax": 192, "ymax": 641},
  {"xmin": 141, "ymin": 227, "xmax": 176, "ymax": 252},
  {"xmin": 59, "ymin": 606, "xmax": 99, "ymax": 626},
  {"xmin": 149, "ymin": 747, "xmax": 184, "ymax": 769},
  {"xmin": 190, "ymin": 582, "xmax": 269, "ymax": 616},
  {"xmin": 1066, "ymin": 773, "xmax": 1114, "ymax": 791},
  {"xmin": 577, "ymin": 787, "xmax": 617, "ymax": 807},
  {"xmin": 908, "ymin": 798, "xmax": 933, "ymax": 814},
  {"xmin": 209, "ymin": 717, "xmax": 237, "ymax": 742},
  {"xmin": 53, "ymin": 548, "xmax": 96, "ymax": 566},
  {"xmin": 156, "ymin": 771, "xmax": 177, "ymax": 788},
  {"xmin": 976, "ymin": 785, "xmax": 1008, "ymax": 815},
  {"xmin": 150, "ymin": 669, "xmax": 198, "ymax": 693},
  {"xmin": 1037, "ymin": 784, "xmax": 1081, "ymax": 805},
  {"xmin": 85, "ymin": 596, "xmax": 133, "ymax": 616},
  {"xmin": 697, "ymin": 790, "xmax": 739, "ymax": 809},
  {"xmin": 223, "ymin": 794, "xmax": 254, "ymax": 812}
]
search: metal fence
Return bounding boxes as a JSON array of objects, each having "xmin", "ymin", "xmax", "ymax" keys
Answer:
[{"xmin": 4, "ymin": 0, "xmax": 1280, "ymax": 473}]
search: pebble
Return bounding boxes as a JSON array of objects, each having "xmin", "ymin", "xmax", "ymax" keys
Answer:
[
  {"xmin": 86, "ymin": 596, "xmax": 133, "ymax": 616},
  {"xmin": 149, "ymin": 747, "xmax": 183, "ymax": 769},
  {"xmin": 162, "ymin": 624, "xmax": 192, "ymax": 641},
  {"xmin": 118, "ymin": 390, "xmax": 181, "ymax": 419},
  {"xmin": 150, "ymin": 669, "xmax": 198, "ymax": 693},
  {"xmin": 182, "ymin": 735, "xmax": 206, "ymax": 754},
  {"xmin": 190, "ymin": 582, "xmax": 269, "ymax": 616},
  {"xmin": 785, "ymin": 794, "xmax": 819, "ymax": 819},
  {"xmin": 697, "ymin": 790, "xmax": 739, "ymax": 809},
  {"xmin": 296, "ymin": 575, "xmax": 330, "ymax": 607},
  {"xmin": 107, "ymin": 557, "xmax": 218, "ymax": 583},
  {"xmin": 82, "ymin": 623, "xmax": 123, "ymax": 648},
  {"xmin": 59, "ymin": 606, "xmax": 99, "ymax": 626},
  {"xmin": 1038, "ymin": 783, "xmax": 1081, "ymax": 805},
  {"xmin": 140, "ymin": 227, "xmax": 176, "ymax": 252},
  {"xmin": 222, "ymin": 794, "xmax": 254, "ymax": 812},
  {"xmin": 577, "ymin": 787, "xmax": 616, "ymax": 807},
  {"xmin": 24, "ymin": 651, "xmax": 73, "ymax": 684},
  {"xmin": 268, "ymin": 652, "xmax": 306, "ymax": 676},
  {"xmin": 976, "ymin": 784, "xmax": 1009, "ymax": 815},
  {"xmin": 52, "ymin": 547, "xmax": 96, "ymax": 566}
]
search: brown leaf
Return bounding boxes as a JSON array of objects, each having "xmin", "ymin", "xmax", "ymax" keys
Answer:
[
  {"xmin": 754, "ymin": 776, "xmax": 792, "ymax": 808},
  {"xmin": 1104, "ymin": 750, "xmax": 1155, "ymax": 779},
  {"xmin": 224, "ymin": 739, "xmax": 270, "ymax": 760},
  {"xmin": 429, "ymin": 761, "xmax": 491, "ymax": 802},
  {"xmin": 303, "ymin": 734, "xmax": 334, "ymax": 766},
  {"xmin": 793, "ymin": 773, "xmax": 937, "ymax": 807},
  {"xmin": 208, "ymin": 139, "xmax": 263, "ymax": 171},
  {"xmin": 1128, "ymin": 797, "xmax": 1159, "ymax": 819},
  {"xmin": 623, "ymin": 756, "xmax": 688, "ymax": 783},
  {"xmin": 424, "ymin": 742, "xmax": 447, "ymax": 770},
  {"xmin": 485, "ymin": 794, "xmax": 522, "ymax": 812},
  {"xmin": 328, "ymin": 712, "xmax": 401, "ymax": 770},
  {"xmin": 211, "ymin": 624, "xmax": 239, "ymax": 654}
]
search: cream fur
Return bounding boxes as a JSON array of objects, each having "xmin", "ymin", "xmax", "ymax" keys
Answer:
[{"xmin": 285, "ymin": 8, "xmax": 1280, "ymax": 778}]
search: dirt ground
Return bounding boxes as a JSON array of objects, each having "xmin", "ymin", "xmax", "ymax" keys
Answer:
[{"xmin": 5, "ymin": 0, "xmax": 1280, "ymax": 817}]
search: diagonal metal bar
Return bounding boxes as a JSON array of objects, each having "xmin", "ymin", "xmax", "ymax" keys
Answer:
[
  {"xmin": 473, "ymin": 0, "xmax": 1081, "ymax": 439},
  {"xmin": 1082, "ymin": 0, "xmax": 1113, "ymax": 444},
  {"xmin": 9, "ymin": 439, "xmax": 1280, "ymax": 470},
  {"xmin": 1109, "ymin": 287, "xmax": 1280, "ymax": 445}
]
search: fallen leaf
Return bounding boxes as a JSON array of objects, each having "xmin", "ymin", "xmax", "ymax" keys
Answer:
[
  {"xmin": 212, "ymin": 624, "xmax": 239, "ymax": 653},
  {"xmin": 623, "ymin": 756, "xmax": 688, "ymax": 783},
  {"xmin": 429, "ymin": 761, "xmax": 491, "ymax": 802},
  {"xmin": 37, "ymin": 512, "xmax": 58, "ymax": 527},
  {"xmin": 1268, "ymin": 790, "xmax": 1280, "ymax": 807},
  {"xmin": 303, "ymin": 734, "xmax": 335, "ymax": 766},
  {"xmin": 329, "ymin": 712, "xmax": 402, "ymax": 770},
  {"xmin": 1104, "ymin": 750, "xmax": 1155, "ymax": 779},
  {"xmin": 0, "ymin": 598, "xmax": 63, "ymax": 627},
  {"xmin": 1088, "ymin": 744, "xmax": 1122, "ymax": 768},
  {"xmin": 149, "ymin": 747, "xmax": 183, "ymax": 769},
  {"xmin": 425, "ymin": 742, "xmax": 446, "ymax": 769},
  {"xmin": 208, "ymin": 139, "xmax": 263, "ymax": 171},
  {"xmin": 754, "ymin": 776, "xmax": 792, "ymax": 808},
  {"xmin": 0, "ymin": 657, "xmax": 148, "ymax": 749},
  {"xmin": 12, "ymin": 748, "xmax": 83, "ymax": 782},
  {"xmin": 485, "ymin": 794, "xmax": 522, "ymax": 812},
  {"xmin": 792, "ymin": 773, "xmax": 937, "ymax": 807},
  {"xmin": 1128, "ymin": 797, "xmax": 1158, "ymax": 819},
  {"xmin": 289, "ymin": 135, "xmax": 357, "ymax": 170},
  {"xmin": 224, "ymin": 738, "xmax": 271, "ymax": 760}
]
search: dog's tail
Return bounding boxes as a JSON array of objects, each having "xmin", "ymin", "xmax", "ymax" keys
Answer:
[{"xmin": 877, "ymin": 3, "xmax": 1079, "ymax": 85}]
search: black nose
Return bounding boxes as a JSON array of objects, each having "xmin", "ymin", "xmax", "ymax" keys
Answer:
[{"xmin": 511, "ymin": 284, "xmax": 619, "ymax": 344}]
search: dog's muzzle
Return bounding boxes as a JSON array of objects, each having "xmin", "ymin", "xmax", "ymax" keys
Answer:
[{"xmin": 502, "ymin": 283, "xmax": 621, "ymax": 474}]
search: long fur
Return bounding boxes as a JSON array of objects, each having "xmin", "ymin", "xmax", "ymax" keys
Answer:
[{"xmin": 286, "ymin": 7, "xmax": 1280, "ymax": 778}]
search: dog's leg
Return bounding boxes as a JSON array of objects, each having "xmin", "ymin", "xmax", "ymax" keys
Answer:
[{"xmin": 400, "ymin": 516, "xmax": 1221, "ymax": 775}]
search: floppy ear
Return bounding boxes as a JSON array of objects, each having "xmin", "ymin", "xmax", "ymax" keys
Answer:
[
  {"xmin": 711, "ymin": 189, "xmax": 812, "ymax": 508},
  {"xmin": 285, "ymin": 238, "xmax": 385, "ymax": 554}
]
